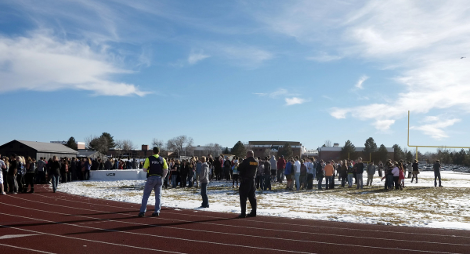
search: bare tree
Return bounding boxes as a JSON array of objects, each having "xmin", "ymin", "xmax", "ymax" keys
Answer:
[
  {"xmin": 122, "ymin": 140, "xmax": 135, "ymax": 152},
  {"xmin": 152, "ymin": 138, "xmax": 165, "ymax": 149},
  {"xmin": 205, "ymin": 143, "xmax": 222, "ymax": 157},
  {"xmin": 324, "ymin": 140, "xmax": 332, "ymax": 147},
  {"xmin": 167, "ymin": 135, "xmax": 194, "ymax": 156}
]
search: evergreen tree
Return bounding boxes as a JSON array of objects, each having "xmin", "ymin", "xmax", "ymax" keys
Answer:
[
  {"xmin": 340, "ymin": 140, "xmax": 356, "ymax": 160},
  {"xmin": 278, "ymin": 142, "xmax": 293, "ymax": 159},
  {"xmin": 231, "ymin": 141, "xmax": 246, "ymax": 158},
  {"xmin": 377, "ymin": 144, "xmax": 389, "ymax": 163},
  {"xmin": 223, "ymin": 147, "xmax": 230, "ymax": 154},
  {"xmin": 101, "ymin": 132, "xmax": 116, "ymax": 150},
  {"xmin": 406, "ymin": 151, "xmax": 413, "ymax": 162},
  {"xmin": 363, "ymin": 137, "xmax": 378, "ymax": 160},
  {"xmin": 65, "ymin": 136, "xmax": 78, "ymax": 150},
  {"xmin": 392, "ymin": 144, "xmax": 404, "ymax": 161}
]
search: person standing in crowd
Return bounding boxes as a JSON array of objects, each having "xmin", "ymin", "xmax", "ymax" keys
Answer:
[
  {"xmin": 294, "ymin": 156, "xmax": 301, "ymax": 191},
  {"xmin": 1, "ymin": 155, "xmax": 7, "ymax": 193},
  {"xmin": 277, "ymin": 155, "xmax": 286, "ymax": 183},
  {"xmin": 138, "ymin": 147, "xmax": 168, "ymax": 217},
  {"xmin": 384, "ymin": 160, "xmax": 394, "ymax": 190},
  {"xmin": 24, "ymin": 157, "xmax": 36, "ymax": 193},
  {"xmin": 299, "ymin": 159, "xmax": 307, "ymax": 190},
  {"xmin": 199, "ymin": 156, "xmax": 210, "ymax": 208},
  {"xmin": 347, "ymin": 160, "xmax": 354, "ymax": 188},
  {"xmin": 316, "ymin": 160, "xmax": 324, "ymax": 190},
  {"xmin": 195, "ymin": 157, "xmax": 202, "ymax": 188},
  {"xmin": 378, "ymin": 161, "xmax": 383, "ymax": 177},
  {"xmin": 224, "ymin": 157, "xmax": 232, "ymax": 181},
  {"xmin": 16, "ymin": 156, "xmax": 25, "ymax": 193},
  {"xmin": 284, "ymin": 158, "xmax": 293, "ymax": 190},
  {"xmin": 324, "ymin": 161, "xmax": 334, "ymax": 190},
  {"xmin": 391, "ymin": 162, "xmax": 401, "ymax": 190},
  {"xmin": 0, "ymin": 156, "xmax": 6, "ymax": 195},
  {"xmin": 37, "ymin": 157, "xmax": 46, "ymax": 184},
  {"xmin": 188, "ymin": 157, "xmax": 195, "ymax": 187},
  {"xmin": 433, "ymin": 160, "xmax": 443, "ymax": 187},
  {"xmin": 105, "ymin": 158, "xmax": 112, "ymax": 170},
  {"xmin": 411, "ymin": 159, "xmax": 419, "ymax": 183},
  {"xmin": 355, "ymin": 157, "xmax": 365, "ymax": 189},
  {"xmin": 232, "ymin": 156, "xmax": 239, "ymax": 188},
  {"xmin": 263, "ymin": 157, "xmax": 271, "ymax": 191},
  {"xmin": 213, "ymin": 156, "xmax": 221, "ymax": 181},
  {"xmin": 237, "ymin": 150, "xmax": 258, "ymax": 218},
  {"xmin": 60, "ymin": 158, "xmax": 68, "ymax": 183},
  {"xmin": 399, "ymin": 162, "xmax": 406, "ymax": 188},
  {"xmin": 338, "ymin": 160, "xmax": 347, "ymax": 187},
  {"xmin": 171, "ymin": 159, "xmax": 180, "ymax": 188},
  {"xmin": 269, "ymin": 156, "xmax": 277, "ymax": 182},
  {"xmin": 406, "ymin": 161, "xmax": 412, "ymax": 178},
  {"xmin": 7, "ymin": 155, "xmax": 18, "ymax": 194},
  {"xmin": 306, "ymin": 158, "xmax": 314, "ymax": 190},
  {"xmin": 180, "ymin": 160, "xmax": 189, "ymax": 188},
  {"xmin": 366, "ymin": 161, "xmax": 376, "ymax": 187},
  {"xmin": 50, "ymin": 156, "xmax": 61, "ymax": 193},
  {"xmin": 256, "ymin": 157, "xmax": 264, "ymax": 190}
]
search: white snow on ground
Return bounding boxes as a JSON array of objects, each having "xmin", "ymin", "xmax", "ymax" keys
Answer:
[{"xmin": 57, "ymin": 171, "xmax": 470, "ymax": 231}]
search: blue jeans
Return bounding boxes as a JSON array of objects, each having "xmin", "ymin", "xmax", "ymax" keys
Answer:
[
  {"xmin": 356, "ymin": 173, "xmax": 363, "ymax": 189},
  {"xmin": 347, "ymin": 173, "xmax": 354, "ymax": 187},
  {"xmin": 325, "ymin": 176, "xmax": 332, "ymax": 189},
  {"xmin": 140, "ymin": 176, "xmax": 163, "ymax": 213},
  {"xmin": 295, "ymin": 173, "xmax": 300, "ymax": 190},
  {"xmin": 171, "ymin": 174, "xmax": 177, "ymax": 188},
  {"xmin": 201, "ymin": 182, "xmax": 209, "ymax": 207},
  {"xmin": 51, "ymin": 174, "xmax": 60, "ymax": 192}
]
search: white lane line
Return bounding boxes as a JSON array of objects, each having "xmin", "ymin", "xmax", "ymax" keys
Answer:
[
  {"xmin": 5, "ymin": 195, "xmax": 467, "ymax": 254},
  {"xmin": 39, "ymin": 189, "xmax": 470, "ymax": 240},
  {"xmin": 27, "ymin": 193, "xmax": 470, "ymax": 248},
  {"xmin": 0, "ymin": 223, "xmax": 186, "ymax": 254},
  {"xmin": 0, "ymin": 243, "xmax": 57, "ymax": 254},
  {"xmin": 0, "ymin": 234, "xmax": 37, "ymax": 239},
  {"xmin": 0, "ymin": 207, "xmax": 316, "ymax": 254}
]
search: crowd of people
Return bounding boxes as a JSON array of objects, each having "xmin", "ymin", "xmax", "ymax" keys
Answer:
[{"xmin": 0, "ymin": 151, "xmax": 444, "ymax": 196}]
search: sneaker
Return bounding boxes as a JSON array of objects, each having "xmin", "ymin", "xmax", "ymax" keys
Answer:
[
  {"xmin": 151, "ymin": 212, "xmax": 159, "ymax": 217},
  {"xmin": 138, "ymin": 212, "xmax": 145, "ymax": 217},
  {"xmin": 13, "ymin": 192, "xmax": 18, "ymax": 195}
]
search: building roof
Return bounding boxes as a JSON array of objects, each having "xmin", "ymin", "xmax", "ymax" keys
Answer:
[
  {"xmin": 15, "ymin": 140, "xmax": 78, "ymax": 154},
  {"xmin": 249, "ymin": 141, "xmax": 302, "ymax": 146}
]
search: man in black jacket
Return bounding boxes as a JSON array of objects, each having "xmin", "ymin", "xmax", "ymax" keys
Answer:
[{"xmin": 237, "ymin": 150, "xmax": 258, "ymax": 218}]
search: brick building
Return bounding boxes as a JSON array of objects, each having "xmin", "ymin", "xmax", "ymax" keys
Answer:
[{"xmin": 248, "ymin": 141, "xmax": 305, "ymax": 158}]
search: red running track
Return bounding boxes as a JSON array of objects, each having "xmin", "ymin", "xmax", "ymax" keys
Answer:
[{"xmin": 0, "ymin": 184, "xmax": 469, "ymax": 254}]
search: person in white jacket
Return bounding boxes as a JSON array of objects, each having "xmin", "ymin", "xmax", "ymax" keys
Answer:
[{"xmin": 199, "ymin": 156, "xmax": 210, "ymax": 208}]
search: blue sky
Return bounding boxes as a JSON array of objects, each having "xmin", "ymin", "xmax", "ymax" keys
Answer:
[{"xmin": 1, "ymin": 0, "xmax": 470, "ymax": 152}]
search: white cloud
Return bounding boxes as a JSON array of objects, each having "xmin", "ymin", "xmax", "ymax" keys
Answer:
[
  {"xmin": 0, "ymin": 31, "xmax": 148, "ymax": 96},
  {"xmin": 251, "ymin": 1, "xmax": 470, "ymax": 134},
  {"xmin": 285, "ymin": 97, "xmax": 306, "ymax": 106},
  {"xmin": 253, "ymin": 88, "xmax": 288, "ymax": 98},
  {"xmin": 373, "ymin": 120, "xmax": 395, "ymax": 131},
  {"xmin": 188, "ymin": 50, "xmax": 210, "ymax": 65},
  {"xmin": 355, "ymin": 75, "xmax": 369, "ymax": 89},
  {"xmin": 210, "ymin": 44, "xmax": 273, "ymax": 68},
  {"xmin": 411, "ymin": 117, "xmax": 461, "ymax": 140}
]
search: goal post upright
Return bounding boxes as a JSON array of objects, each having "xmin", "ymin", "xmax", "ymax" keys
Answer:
[{"xmin": 407, "ymin": 110, "xmax": 470, "ymax": 161}]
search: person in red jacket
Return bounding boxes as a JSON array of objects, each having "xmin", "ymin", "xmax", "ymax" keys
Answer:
[{"xmin": 277, "ymin": 155, "xmax": 286, "ymax": 183}]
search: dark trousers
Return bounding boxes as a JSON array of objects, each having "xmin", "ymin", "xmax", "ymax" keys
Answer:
[
  {"xmin": 393, "ymin": 176, "xmax": 400, "ymax": 189},
  {"xmin": 8, "ymin": 175, "xmax": 18, "ymax": 193},
  {"xmin": 17, "ymin": 174, "xmax": 24, "ymax": 192},
  {"xmin": 263, "ymin": 175, "xmax": 271, "ymax": 191},
  {"xmin": 239, "ymin": 179, "xmax": 256, "ymax": 216},
  {"xmin": 340, "ymin": 175, "xmax": 347, "ymax": 187},
  {"xmin": 201, "ymin": 183, "xmax": 209, "ymax": 207},
  {"xmin": 61, "ymin": 172, "xmax": 68, "ymax": 183},
  {"xmin": 255, "ymin": 175, "xmax": 263, "ymax": 189},
  {"xmin": 24, "ymin": 173, "xmax": 35, "ymax": 192},
  {"xmin": 325, "ymin": 176, "xmax": 332, "ymax": 190},
  {"xmin": 36, "ymin": 171, "xmax": 46, "ymax": 184},
  {"xmin": 317, "ymin": 176, "xmax": 324, "ymax": 189},
  {"xmin": 180, "ymin": 174, "xmax": 187, "ymax": 187},
  {"xmin": 307, "ymin": 174, "xmax": 313, "ymax": 189},
  {"xmin": 434, "ymin": 172, "xmax": 442, "ymax": 187}
]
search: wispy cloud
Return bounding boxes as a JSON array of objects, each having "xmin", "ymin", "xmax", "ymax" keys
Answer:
[
  {"xmin": 253, "ymin": 88, "xmax": 288, "ymax": 98},
  {"xmin": 210, "ymin": 43, "xmax": 274, "ymax": 68},
  {"xmin": 0, "ymin": 31, "xmax": 148, "ymax": 96},
  {"xmin": 411, "ymin": 117, "xmax": 461, "ymax": 140},
  {"xmin": 188, "ymin": 49, "xmax": 210, "ymax": 65},
  {"xmin": 285, "ymin": 97, "xmax": 306, "ymax": 106},
  {"xmin": 355, "ymin": 75, "xmax": 369, "ymax": 90},
  {"xmin": 251, "ymin": 1, "xmax": 470, "ymax": 136},
  {"xmin": 307, "ymin": 52, "xmax": 342, "ymax": 62}
]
